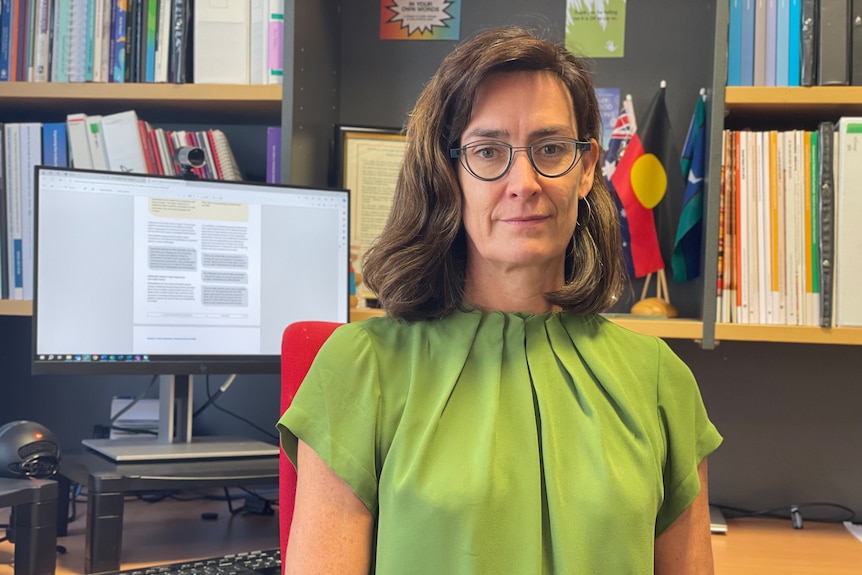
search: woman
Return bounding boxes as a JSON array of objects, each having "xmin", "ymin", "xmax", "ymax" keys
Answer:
[{"xmin": 278, "ymin": 26, "xmax": 722, "ymax": 574}]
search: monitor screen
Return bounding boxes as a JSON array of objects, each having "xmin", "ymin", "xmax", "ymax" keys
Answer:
[{"xmin": 32, "ymin": 167, "xmax": 350, "ymax": 376}]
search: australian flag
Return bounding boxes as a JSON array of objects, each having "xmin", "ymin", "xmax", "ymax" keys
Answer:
[{"xmin": 602, "ymin": 97, "xmax": 636, "ymax": 278}]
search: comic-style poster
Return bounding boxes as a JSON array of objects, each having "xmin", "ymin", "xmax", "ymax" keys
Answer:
[{"xmin": 380, "ymin": 0, "xmax": 461, "ymax": 40}]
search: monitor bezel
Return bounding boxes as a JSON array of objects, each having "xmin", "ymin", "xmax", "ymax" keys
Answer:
[{"xmin": 31, "ymin": 166, "xmax": 350, "ymax": 377}]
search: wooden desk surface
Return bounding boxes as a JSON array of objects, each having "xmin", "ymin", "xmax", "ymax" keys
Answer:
[
  {"xmin": 713, "ymin": 518, "xmax": 862, "ymax": 575},
  {"xmin": 1, "ymin": 501, "xmax": 859, "ymax": 574}
]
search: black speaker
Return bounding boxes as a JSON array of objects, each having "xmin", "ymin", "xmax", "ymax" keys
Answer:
[{"xmin": 0, "ymin": 420, "xmax": 60, "ymax": 479}]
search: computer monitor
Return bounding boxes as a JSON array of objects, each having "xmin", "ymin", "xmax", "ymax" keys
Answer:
[{"xmin": 32, "ymin": 167, "xmax": 350, "ymax": 461}]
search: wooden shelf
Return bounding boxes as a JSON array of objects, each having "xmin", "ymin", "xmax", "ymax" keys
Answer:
[
  {"xmin": 715, "ymin": 323, "xmax": 862, "ymax": 346},
  {"xmin": 603, "ymin": 316, "xmax": 704, "ymax": 340},
  {"xmin": 0, "ymin": 82, "xmax": 282, "ymax": 123},
  {"xmin": 0, "ymin": 300, "xmax": 32, "ymax": 316},
  {"xmin": 724, "ymin": 86, "xmax": 862, "ymax": 124}
]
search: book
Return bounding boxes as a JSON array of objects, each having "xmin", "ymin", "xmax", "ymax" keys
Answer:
[
  {"xmin": 788, "ymin": 0, "xmax": 802, "ymax": 85},
  {"xmin": 99, "ymin": 110, "xmax": 148, "ymax": 173},
  {"xmin": 42, "ymin": 122, "xmax": 69, "ymax": 167},
  {"xmin": 267, "ymin": 0, "xmax": 284, "ymax": 84},
  {"xmin": 777, "ymin": 0, "xmax": 790, "ymax": 85},
  {"xmin": 728, "ymin": 0, "xmax": 743, "ymax": 86},
  {"xmin": 144, "ymin": 0, "xmax": 157, "ymax": 82},
  {"xmin": 0, "ymin": 124, "xmax": 6, "ymax": 298},
  {"xmin": 754, "ymin": 0, "xmax": 768, "ymax": 85},
  {"xmin": 266, "ymin": 126, "xmax": 281, "ymax": 183},
  {"xmin": 0, "ymin": 0, "xmax": 12, "ymax": 81},
  {"xmin": 169, "ymin": 0, "xmax": 190, "ymax": 83},
  {"xmin": 66, "ymin": 113, "xmax": 95, "ymax": 168},
  {"xmin": 249, "ymin": 0, "xmax": 268, "ymax": 84},
  {"xmin": 800, "ymin": 0, "xmax": 817, "ymax": 85},
  {"xmin": 19, "ymin": 123, "xmax": 41, "ymax": 300},
  {"xmin": 85, "ymin": 115, "xmax": 109, "ymax": 170},
  {"xmin": 817, "ymin": 121, "xmax": 835, "ymax": 327},
  {"xmin": 68, "ymin": 0, "xmax": 89, "ymax": 83},
  {"xmin": 852, "ymin": 0, "xmax": 862, "ymax": 84},
  {"xmin": 834, "ymin": 118, "xmax": 862, "ymax": 325},
  {"xmin": 153, "ymin": 0, "xmax": 171, "ymax": 82},
  {"xmin": 4, "ymin": 124, "xmax": 22, "ymax": 299},
  {"xmin": 32, "ymin": 0, "xmax": 53, "ymax": 82},
  {"xmin": 766, "ymin": 0, "xmax": 778, "ymax": 85},
  {"xmin": 210, "ymin": 129, "xmax": 241, "ymax": 181},
  {"xmin": 193, "ymin": 0, "xmax": 250, "ymax": 84},
  {"xmin": 818, "ymin": 0, "xmax": 851, "ymax": 85},
  {"xmin": 111, "ymin": 0, "xmax": 128, "ymax": 83}
]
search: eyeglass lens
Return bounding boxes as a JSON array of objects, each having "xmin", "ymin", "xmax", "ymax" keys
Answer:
[{"xmin": 461, "ymin": 140, "xmax": 580, "ymax": 180}]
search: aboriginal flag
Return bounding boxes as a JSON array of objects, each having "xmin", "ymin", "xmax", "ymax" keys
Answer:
[{"xmin": 610, "ymin": 85, "xmax": 684, "ymax": 278}]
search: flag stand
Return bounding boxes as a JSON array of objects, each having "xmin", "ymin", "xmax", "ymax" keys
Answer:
[{"xmin": 631, "ymin": 269, "xmax": 679, "ymax": 317}]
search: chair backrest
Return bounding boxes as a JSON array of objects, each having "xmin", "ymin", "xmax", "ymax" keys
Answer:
[{"xmin": 279, "ymin": 321, "xmax": 343, "ymax": 561}]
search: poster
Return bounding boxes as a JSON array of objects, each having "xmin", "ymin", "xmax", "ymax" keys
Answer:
[
  {"xmin": 565, "ymin": 0, "xmax": 627, "ymax": 58},
  {"xmin": 595, "ymin": 87, "xmax": 620, "ymax": 149},
  {"xmin": 380, "ymin": 0, "xmax": 461, "ymax": 40}
]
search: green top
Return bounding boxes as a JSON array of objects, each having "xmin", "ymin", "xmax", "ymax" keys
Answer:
[{"xmin": 278, "ymin": 310, "xmax": 722, "ymax": 574}]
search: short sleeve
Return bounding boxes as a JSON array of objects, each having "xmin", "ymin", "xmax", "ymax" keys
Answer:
[
  {"xmin": 277, "ymin": 324, "xmax": 381, "ymax": 515},
  {"xmin": 654, "ymin": 340, "xmax": 723, "ymax": 535}
]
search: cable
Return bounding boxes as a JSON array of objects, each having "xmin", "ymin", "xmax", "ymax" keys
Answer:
[
  {"xmin": 713, "ymin": 502, "xmax": 857, "ymax": 524},
  {"xmin": 193, "ymin": 374, "xmax": 237, "ymax": 418},
  {"xmin": 195, "ymin": 374, "xmax": 279, "ymax": 442}
]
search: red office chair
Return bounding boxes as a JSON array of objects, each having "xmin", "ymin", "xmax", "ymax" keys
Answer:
[{"xmin": 279, "ymin": 321, "xmax": 343, "ymax": 562}]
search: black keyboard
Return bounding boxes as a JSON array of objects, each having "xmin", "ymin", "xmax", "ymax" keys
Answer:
[{"xmin": 113, "ymin": 548, "xmax": 281, "ymax": 575}]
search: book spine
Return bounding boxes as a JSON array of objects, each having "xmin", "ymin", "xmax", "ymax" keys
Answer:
[
  {"xmin": 85, "ymin": 0, "xmax": 97, "ymax": 81},
  {"xmin": 0, "ymin": 0, "xmax": 12, "ymax": 81},
  {"xmin": 851, "ymin": 0, "xmax": 862, "ymax": 84},
  {"xmin": 817, "ymin": 0, "xmax": 851, "ymax": 85},
  {"xmin": 169, "ymin": 0, "xmax": 189, "ymax": 83},
  {"xmin": 834, "ymin": 118, "xmax": 862, "ymax": 325},
  {"xmin": 817, "ymin": 121, "xmax": 835, "ymax": 327},
  {"xmin": 741, "ymin": 0, "xmax": 756, "ymax": 85},
  {"xmin": 766, "ymin": 0, "xmax": 778, "ymax": 85},
  {"xmin": 267, "ymin": 0, "xmax": 284, "ymax": 84},
  {"xmin": 5, "ymin": 124, "xmax": 22, "ymax": 299},
  {"xmin": 266, "ymin": 126, "xmax": 281, "ymax": 183},
  {"xmin": 0, "ymin": 124, "xmax": 6, "ymax": 298},
  {"xmin": 776, "ymin": 0, "xmax": 790, "ymax": 85},
  {"xmin": 33, "ymin": 0, "xmax": 53, "ymax": 82},
  {"xmin": 42, "ymin": 123, "xmax": 69, "ymax": 167},
  {"xmin": 800, "ymin": 0, "xmax": 817, "ymax": 85},
  {"xmin": 145, "ymin": 0, "xmax": 157, "ymax": 82},
  {"xmin": 728, "ymin": 0, "xmax": 743, "ymax": 86},
  {"xmin": 112, "ymin": 0, "xmax": 127, "ymax": 83},
  {"xmin": 788, "ymin": 0, "xmax": 802, "ymax": 85}
]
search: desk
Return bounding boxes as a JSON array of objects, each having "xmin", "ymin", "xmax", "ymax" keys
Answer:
[
  {"xmin": 0, "ymin": 478, "xmax": 57, "ymax": 575},
  {"xmin": 57, "ymin": 451, "xmax": 278, "ymax": 574},
  {"xmin": 713, "ymin": 518, "xmax": 862, "ymax": 575}
]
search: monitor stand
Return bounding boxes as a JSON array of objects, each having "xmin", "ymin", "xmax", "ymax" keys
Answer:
[{"xmin": 81, "ymin": 375, "xmax": 280, "ymax": 462}]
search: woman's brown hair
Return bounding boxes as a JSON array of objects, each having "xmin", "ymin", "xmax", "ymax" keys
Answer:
[{"xmin": 363, "ymin": 26, "xmax": 624, "ymax": 320}]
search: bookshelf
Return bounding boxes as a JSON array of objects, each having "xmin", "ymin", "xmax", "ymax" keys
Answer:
[
  {"xmin": 701, "ymin": 2, "xmax": 862, "ymax": 348},
  {"xmin": 0, "ymin": 83, "xmax": 282, "ymax": 123}
]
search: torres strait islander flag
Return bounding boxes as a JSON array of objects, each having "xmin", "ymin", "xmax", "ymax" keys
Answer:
[{"xmin": 610, "ymin": 84, "xmax": 684, "ymax": 278}]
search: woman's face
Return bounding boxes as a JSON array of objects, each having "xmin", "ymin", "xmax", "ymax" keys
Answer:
[{"xmin": 457, "ymin": 70, "xmax": 598, "ymax": 282}]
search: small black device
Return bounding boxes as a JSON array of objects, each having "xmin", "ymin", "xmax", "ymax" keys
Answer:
[
  {"xmin": 174, "ymin": 145, "xmax": 206, "ymax": 179},
  {"xmin": 0, "ymin": 420, "xmax": 61, "ymax": 479}
]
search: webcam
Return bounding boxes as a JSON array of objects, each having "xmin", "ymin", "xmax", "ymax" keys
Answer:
[
  {"xmin": 174, "ymin": 146, "xmax": 206, "ymax": 180},
  {"xmin": 175, "ymin": 146, "xmax": 206, "ymax": 170}
]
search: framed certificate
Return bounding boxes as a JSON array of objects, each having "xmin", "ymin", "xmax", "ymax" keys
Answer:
[{"xmin": 334, "ymin": 126, "xmax": 407, "ymax": 283}]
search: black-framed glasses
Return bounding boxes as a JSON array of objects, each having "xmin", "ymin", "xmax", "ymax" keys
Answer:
[{"xmin": 450, "ymin": 138, "xmax": 592, "ymax": 181}]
